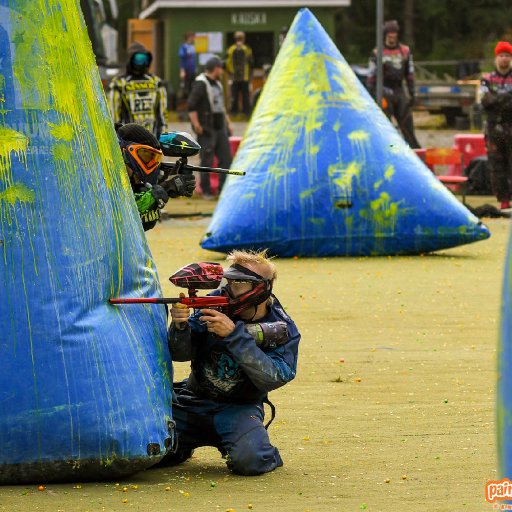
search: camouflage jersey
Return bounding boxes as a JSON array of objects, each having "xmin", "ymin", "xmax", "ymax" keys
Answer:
[
  {"xmin": 367, "ymin": 43, "xmax": 415, "ymax": 97},
  {"xmin": 480, "ymin": 69, "xmax": 512, "ymax": 125},
  {"xmin": 132, "ymin": 182, "xmax": 160, "ymax": 231}
]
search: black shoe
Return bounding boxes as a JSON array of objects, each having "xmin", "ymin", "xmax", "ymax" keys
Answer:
[{"xmin": 151, "ymin": 448, "xmax": 194, "ymax": 468}]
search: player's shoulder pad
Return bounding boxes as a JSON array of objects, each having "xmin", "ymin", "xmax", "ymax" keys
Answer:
[{"xmin": 399, "ymin": 43, "xmax": 411, "ymax": 54}]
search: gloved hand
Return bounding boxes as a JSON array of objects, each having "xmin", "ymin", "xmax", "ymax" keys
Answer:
[
  {"xmin": 162, "ymin": 173, "xmax": 197, "ymax": 198},
  {"xmin": 150, "ymin": 184, "xmax": 169, "ymax": 209}
]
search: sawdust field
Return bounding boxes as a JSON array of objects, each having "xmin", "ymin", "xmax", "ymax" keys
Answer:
[{"xmin": 1, "ymin": 202, "xmax": 506, "ymax": 512}]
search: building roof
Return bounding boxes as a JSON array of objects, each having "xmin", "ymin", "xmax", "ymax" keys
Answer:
[{"xmin": 140, "ymin": 0, "xmax": 350, "ymax": 19}]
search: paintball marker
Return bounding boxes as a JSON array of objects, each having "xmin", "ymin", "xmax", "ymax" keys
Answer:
[
  {"xmin": 109, "ymin": 262, "xmax": 229, "ymax": 311},
  {"xmin": 158, "ymin": 131, "xmax": 245, "ymax": 181},
  {"xmin": 109, "ymin": 262, "xmax": 289, "ymax": 348}
]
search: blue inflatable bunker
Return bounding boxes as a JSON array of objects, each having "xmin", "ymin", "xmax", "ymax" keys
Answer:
[
  {"xmin": 0, "ymin": 0, "xmax": 173, "ymax": 483},
  {"xmin": 499, "ymin": 227, "xmax": 512, "ymax": 488},
  {"xmin": 201, "ymin": 8, "xmax": 490, "ymax": 257}
]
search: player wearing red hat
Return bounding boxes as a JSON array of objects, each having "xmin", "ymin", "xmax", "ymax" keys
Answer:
[{"xmin": 480, "ymin": 41, "xmax": 512, "ymax": 209}]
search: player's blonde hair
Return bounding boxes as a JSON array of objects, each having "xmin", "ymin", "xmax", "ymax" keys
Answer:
[{"xmin": 226, "ymin": 249, "xmax": 277, "ymax": 280}]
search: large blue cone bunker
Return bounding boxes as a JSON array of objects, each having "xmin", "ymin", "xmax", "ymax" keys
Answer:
[
  {"xmin": 0, "ymin": 0, "xmax": 172, "ymax": 483},
  {"xmin": 498, "ymin": 228, "xmax": 512, "ymax": 485},
  {"xmin": 201, "ymin": 8, "xmax": 490, "ymax": 257}
]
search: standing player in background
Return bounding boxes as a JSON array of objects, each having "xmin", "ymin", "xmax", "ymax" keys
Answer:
[{"xmin": 109, "ymin": 42, "xmax": 167, "ymax": 138}]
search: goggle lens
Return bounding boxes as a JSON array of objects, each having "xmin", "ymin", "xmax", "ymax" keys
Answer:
[
  {"xmin": 128, "ymin": 144, "xmax": 163, "ymax": 175},
  {"xmin": 132, "ymin": 52, "xmax": 150, "ymax": 67},
  {"xmin": 226, "ymin": 279, "xmax": 253, "ymax": 298}
]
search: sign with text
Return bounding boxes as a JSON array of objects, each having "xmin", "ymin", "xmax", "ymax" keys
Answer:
[{"xmin": 231, "ymin": 12, "xmax": 267, "ymax": 25}]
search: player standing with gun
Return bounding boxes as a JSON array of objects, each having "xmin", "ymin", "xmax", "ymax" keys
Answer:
[{"xmin": 480, "ymin": 41, "xmax": 512, "ymax": 210}]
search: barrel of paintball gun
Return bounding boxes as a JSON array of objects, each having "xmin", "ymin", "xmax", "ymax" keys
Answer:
[
  {"xmin": 160, "ymin": 162, "xmax": 245, "ymax": 176},
  {"xmin": 109, "ymin": 296, "xmax": 229, "ymax": 307},
  {"xmin": 109, "ymin": 297, "xmax": 180, "ymax": 305},
  {"xmin": 182, "ymin": 163, "xmax": 245, "ymax": 176}
]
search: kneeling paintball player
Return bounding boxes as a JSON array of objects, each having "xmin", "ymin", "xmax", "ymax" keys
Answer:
[
  {"xmin": 116, "ymin": 123, "xmax": 196, "ymax": 231},
  {"xmin": 156, "ymin": 249, "xmax": 301, "ymax": 475}
]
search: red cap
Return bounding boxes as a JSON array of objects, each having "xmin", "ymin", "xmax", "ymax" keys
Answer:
[{"xmin": 495, "ymin": 41, "xmax": 512, "ymax": 56}]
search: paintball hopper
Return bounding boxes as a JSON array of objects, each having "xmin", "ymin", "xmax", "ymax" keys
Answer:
[
  {"xmin": 170, "ymin": 262, "xmax": 224, "ymax": 290},
  {"xmin": 159, "ymin": 131, "xmax": 201, "ymax": 157}
]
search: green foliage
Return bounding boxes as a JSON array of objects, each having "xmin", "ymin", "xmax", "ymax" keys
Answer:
[{"xmin": 337, "ymin": 0, "xmax": 512, "ymax": 64}]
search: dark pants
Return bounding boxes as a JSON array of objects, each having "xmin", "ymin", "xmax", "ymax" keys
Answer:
[
  {"xmin": 183, "ymin": 73, "xmax": 196, "ymax": 99},
  {"xmin": 197, "ymin": 127, "xmax": 232, "ymax": 196},
  {"xmin": 230, "ymin": 80, "xmax": 251, "ymax": 116},
  {"xmin": 155, "ymin": 387, "xmax": 283, "ymax": 476},
  {"xmin": 384, "ymin": 90, "xmax": 421, "ymax": 149},
  {"xmin": 486, "ymin": 124, "xmax": 512, "ymax": 202}
]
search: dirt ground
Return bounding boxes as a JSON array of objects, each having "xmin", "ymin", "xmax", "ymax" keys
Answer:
[{"xmin": 0, "ymin": 124, "xmax": 506, "ymax": 512}]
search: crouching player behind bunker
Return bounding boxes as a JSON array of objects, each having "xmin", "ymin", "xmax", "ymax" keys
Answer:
[{"xmin": 154, "ymin": 249, "xmax": 301, "ymax": 475}]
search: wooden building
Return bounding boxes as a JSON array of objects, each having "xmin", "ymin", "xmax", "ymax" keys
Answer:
[{"xmin": 135, "ymin": 0, "xmax": 351, "ymax": 96}]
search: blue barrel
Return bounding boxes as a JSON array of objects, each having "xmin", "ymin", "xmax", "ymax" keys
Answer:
[
  {"xmin": 0, "ymin": 0, "xmax": 173, "ymax": 483},
  {"xmin": 201, "ymin": 8, "xmax": 490, "ymax": 257}
]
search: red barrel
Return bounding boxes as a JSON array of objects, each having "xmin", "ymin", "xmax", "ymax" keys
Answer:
[{"xmin": 451, "ymin": 134, "xmax": 487, "ymax": 175}]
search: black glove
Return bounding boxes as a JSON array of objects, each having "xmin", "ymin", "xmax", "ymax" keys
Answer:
[
  {"xmin": 150, "ymin": 184, "xmax": 169, "ymax": 209},
  {"xmin": 162, "ymin": 173, "xmax": 196, "ymax": 198}
]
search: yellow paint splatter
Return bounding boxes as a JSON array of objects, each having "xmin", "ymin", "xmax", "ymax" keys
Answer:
[
  {"xmin": 0, "ymin": 183, "xmax": 35, "ymax": 205},
  {"xmin": 268, "ymin": 165, "xmax": 295, "ymax": 179},
  {"xmin": 48, "ymin": 122, "xmax": 74, "ymax": 142},
  {"xmin": 369, "ymin": 192, "xmax": 404, "ymax": 232},
  {"xmin": 52, "ymin": 142, "xmax": 73, "ymax": 162},
  {"xmin": 0, "ymin": 127, "xmax": 28, "ymax": 156},
  {"xmin": 300, "ymin": 186, "xmax": 322, "ymax": 200},
  {"xmin": 384, "ymin": 164, "xmax": 395, "ymax": 180},
  {"xmin": 330, "ymin": 161, "xmax": 362, "ymax": 189},
  {"xmin": 0, "ymin": 127, "xmax": 28, "ymax": 176},
  {"xmin": 348, "ymin": 130, "xmax": 369, "ymax": 142}
]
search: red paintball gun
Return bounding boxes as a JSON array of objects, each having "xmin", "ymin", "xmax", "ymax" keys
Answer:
[{"xmin": 109, "ymin": 262, "xmax": 229, "ymax": 310}]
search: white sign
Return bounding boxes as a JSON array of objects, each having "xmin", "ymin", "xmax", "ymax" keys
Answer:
[
  {"xmin": 208, "ymin": 32, "xmax": 223, "ymax": 53},
  {"xmin": 231, "ymin": 12, "xmax": 267, "ymax": 25}
]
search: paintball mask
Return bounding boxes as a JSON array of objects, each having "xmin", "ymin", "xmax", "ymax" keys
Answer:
[
  {"xmin": 117, "ymin": 123, "xmax": 163, "ymax": 185},
  {"xmin": 221, "ymin": 264, "xmax": 273, "ymax": 316},
  {"xmin": 131, "ymin": 51, "xmax": 151, "ymax": 74}
]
